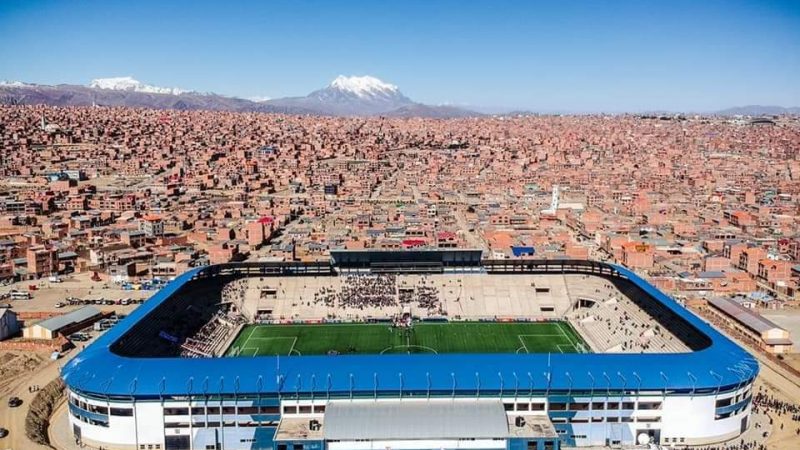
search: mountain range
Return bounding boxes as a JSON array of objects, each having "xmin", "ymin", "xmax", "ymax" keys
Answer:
[
  {"xmin": 0, "ymin": 76, "xmax": 481, "ymax": 118},
  {"xmin": 0, "ymin": 77, "xmax": 797, "ymax": 117}
]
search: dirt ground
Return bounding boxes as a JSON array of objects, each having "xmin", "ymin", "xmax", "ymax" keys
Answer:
[
  {"xmin": 0, "ymin": 349, "xmax": 61, "ymax": 450},
  {"xmin": 0, "ymin": 271, "xmax": 152, "ymax": 315}
]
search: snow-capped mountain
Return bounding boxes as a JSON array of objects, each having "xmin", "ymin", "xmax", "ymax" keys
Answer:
[
  {"xmin": 266, "ymin": 75, "xmax": 416, "ymax": 116},
  {"xmin": 0, "ymin": 80, "xmax": 29, "ymax": 87},
  {"xmin": 328, "ymin": 75, "xmax": 400, "ymax": 99},
  {"xmin": 89, "ymin": 76, "xmax": 188, "ymax": 95},
  {"xmin": 0, "ymin": 75, "xmax": 481, "ymax": 117}
]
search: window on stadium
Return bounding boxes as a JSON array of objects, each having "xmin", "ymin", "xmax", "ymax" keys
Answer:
[
  {"xmin": 606, "ymin": 402, "xmax": 620, "ymax": 410},
  {"xmin": 531, "ymin": 403, "xmax": 545, "ymax": 411},
  {"xmin": 206, "ymin": 407, "xmax": 220, "ymax": 415},
  {"xmin": 715, "ymin": 398, "xmax": 733, "ymax": 408},
  {"xmin": 163, "ymin": 408, "xmax": 189, "ymax": 416},
  {"xmin": 517, "ymin": 403, "xmax": 530, "ymax": 411},
  {"xmin": 238, "ymin": 407, "xmax": 259, "ymax": 414},
  {"xmin": 313, "ymin": 405, "xmax": 326, "ymax": 413},
  {"xmin": 261, "ymin": 406, "xmax": 280, "ymax": 414},
  {"xmin": 621, "ymin": 402, "xmax": 635, "ymax": 410},
  {"xmin": 638, "ymin": 417, "xmax": 661, "ymax": 423},
  {"xmin": 221, "ymin": 407, "xmax": 237, "ymax": 415},
  {"xmin": 569, "ymin": 402, "xmax": 589, "ymax": 411},
  {"xmin": 299, "ymin": 405, "xmax": 312, "ymax": 414},
  {"xmin": 549, "ymin": 402, "xmax": 567, "ymax": 410},
  {"xmin": 591, "ymin": 402, "xmax": 605, "ymax": 409},
  {"xmin": 87, "ymin": 405, "xmax": 108, "ymax": 414},
  {"xmin": 638, "ymin": 401, "xmax": 662, "ymax": 410},
  {"xmin": 110, "ymin": 407, "xmax": 134, "ymax": 416},
  {"xmin": 190, "ymin": 407, "xmax": 205, "ymax": 415}
]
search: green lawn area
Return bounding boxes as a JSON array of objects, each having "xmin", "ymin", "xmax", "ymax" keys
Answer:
[{"xmin": 226, "ymin": 321, "xmax": 587, "ymax": 356}]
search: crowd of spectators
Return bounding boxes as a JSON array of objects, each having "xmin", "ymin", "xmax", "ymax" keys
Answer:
[
  {"xmin": 752, "ymin": 389, "xmax": 800, "ymax": 438},
  {"xmin": 311, "ymin": 274, "xmax": 443, "ymax": 314},
  {"xmin": 676, "ymin": 440, "xmax": 767, "ymax": 450}
]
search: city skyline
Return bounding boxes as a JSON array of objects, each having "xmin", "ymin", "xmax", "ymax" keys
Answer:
[{"xmin": 1, "ymin": 0, "xmax": 799, "ymax": 112}]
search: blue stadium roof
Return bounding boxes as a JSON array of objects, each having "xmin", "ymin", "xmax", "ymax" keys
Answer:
[{"xmin": 62, "ymin": 263, "xmax": 758, "ymax": 398}]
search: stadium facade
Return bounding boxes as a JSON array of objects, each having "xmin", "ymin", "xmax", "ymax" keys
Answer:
[{"xmin": 62, "ymin": 253, "xmax": 758, "ymax": 450}]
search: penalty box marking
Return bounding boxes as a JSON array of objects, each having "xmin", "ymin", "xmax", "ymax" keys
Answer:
[
  {"xmin": 517, "ymin": 334, "xmax": 575, "ymax": 353},
  {"xmin": 242, "ymin": 336, "xmax": 299, "ymax": 356}
]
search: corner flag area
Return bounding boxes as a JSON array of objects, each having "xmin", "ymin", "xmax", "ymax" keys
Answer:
[{"xmin": 226, "ymin": 321, "xmax": 587, "ymax": 356}]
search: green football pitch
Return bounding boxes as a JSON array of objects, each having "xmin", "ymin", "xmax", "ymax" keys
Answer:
[{"xmin": 226, "ymin": 322, "xmax": 588, "ymax": 356}]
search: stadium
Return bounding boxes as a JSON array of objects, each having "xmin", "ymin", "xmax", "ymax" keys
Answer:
[{"xmin": 61, "ymin": 251, "xmax": 758, "ymax": 450}]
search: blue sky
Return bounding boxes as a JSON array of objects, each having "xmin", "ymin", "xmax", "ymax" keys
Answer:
[{"xmin": 0, "ymin": 0, "xmax": 798, "ymax": 112}]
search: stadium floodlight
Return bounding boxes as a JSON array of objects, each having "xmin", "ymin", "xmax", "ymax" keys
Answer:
[
  {"xmin": 527, "ymin": 372, "xmax": 534, "ymax": 399},
  {"xmin": 734, "ymin": 361, "xmax": 755, "ymax": 380},
  {"xmin": 512, "ymin": 372, "xmax": 519, "ymax": 400},
  {"xmin": 727, "ymin": 367, "xmax": 746, "ymax": 393},
  {"xmin": 399, "ymin": 372, "xmax": 404, "ymax": 399},
  {"xmin": 659, "ymin": 371, "xmax": 669, "ymax": 396},
  {"xmin": 128, "ymin": 377, "xmax": 138, "ymax": 396},
  {"xmin": 451, "ymin": 372, "xmax": 456, "ymax": 399},
  {"xmin": 475, "ymin": 372, "xmax": 481, "ymax": 398},
  {"xmin": 186, "ymin": 377, "xmax": 194, "ymax": 396},
  {"xmin": 202, "ymin": 376, "xmax": 209, "ymax": 396},
  {"xmin": 617, "ymin": 372, "xmax": 626, "ymax": 395},
  {"xmin": 709, "ymin": 370, "xmax": 723, "ymax": 395},
  {"xmin": 374, "ymin": 373, "xmax": 378, "ymax": 401},
  {"xmin": 326, "ymin": 374, "xmax": 332, "ymax": 400},
  {"xmin": 565, "ymin": 372, "xmax": 573, "ymax": 397},
  {"xmin": 602, "ymin": 372, "xmax": 611, "ymax": 397},
  {"xmin": 159, "ymin": 377, "xmax": 167, "ymax": 401},
  {"xmin": 687, "ymin": 372, "xmax": 697, "ymax": 396},
  {"xmin": 426, "ymin": 372, "xmax": 432, "ymax": 400},
  {"xmin": 349, "ymin": 373, "xmax": 354, "ymax": 400},
  {"xmin": 498, "ymin": 372, "xmax": 504, "ymax": 397},
  {"xmin": 587, "ymin": 371, "xmax": 595, "ymax": 398},
  {"xmin": 311, "ymin": 374, "xmax": 316, "ymax": 401},
  {"xmin": 544, "ymin": 371, "xmax": 552, "ymax": 397}
]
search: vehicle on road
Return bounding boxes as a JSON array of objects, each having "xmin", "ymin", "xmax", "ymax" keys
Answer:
[
  {"xmin": 0, "ymin": 427, "xmax": 8, "ymax": 438},
  {"xmin": 8, "ymin": 396, "xmax": 22, "ymax": 407},
  {"xmin": 69, "ymin": 333, "xmax": 90, "ymax": 342}
]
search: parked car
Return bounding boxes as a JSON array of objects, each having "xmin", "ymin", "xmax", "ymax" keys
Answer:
[
  {"xmin": 8, "ymin": 396, "xmax": 22, "ymax": 407},
  {"xmin": 55, "ymin": 302, "xmax": 65, "ymax": 308},
  {"xmin": 0, "ymin": 427, "xmax": 8, "ymax": 438},
  {"xmin": 69, "ymin": 333, "xmax": 90, "ymax": 342}
]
